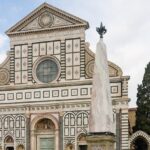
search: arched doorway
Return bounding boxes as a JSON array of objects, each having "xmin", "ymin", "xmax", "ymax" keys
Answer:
[
  {"xmin": 131, "ymin": 137, "xmax": 148, "ymax": 150},
  {"xmin": 31, "ymin": 115, "xmax": 59, "ymax": 150},
  {"xmin": 77, "ymin": 133, "xmax": 87, "ymax": 150},
  {"xmin": 35, "ymin": 118, "xmax": 55, "ymax": 150},
  {"xmin": 4, "ymin": 136, "xmax": 14, "ymax": 150},
  {"xmin": 130, "ymin": 131, "xmax": 150, "ymax": 150}
]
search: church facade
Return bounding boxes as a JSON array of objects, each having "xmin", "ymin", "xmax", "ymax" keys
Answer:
[{"xmin": 0, "ymin": 3, "xmax": 130, "ymax": 150}]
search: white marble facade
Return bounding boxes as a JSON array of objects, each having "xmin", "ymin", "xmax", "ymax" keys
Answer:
[{"xmin": 0, "ymin": 3, "xmax": 130, "ymax": 150}]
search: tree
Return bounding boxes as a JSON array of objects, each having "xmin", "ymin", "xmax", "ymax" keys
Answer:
[
  {"xmin": 133, "ymin": 62, "xmax": 150, "ymax": 150},
  {"xmin": 134, "ymin": 62, "xmax": 150, "ymax": 133}
]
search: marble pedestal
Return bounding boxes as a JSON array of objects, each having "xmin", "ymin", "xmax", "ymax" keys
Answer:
[{"xmin": 86, "ymin": 132, "xmax": 115, "ymax": 150}]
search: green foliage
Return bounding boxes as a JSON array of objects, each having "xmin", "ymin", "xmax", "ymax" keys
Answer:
[{"xmin": 133, "ymin": 62, "xmax": 150, "ymax": 134}]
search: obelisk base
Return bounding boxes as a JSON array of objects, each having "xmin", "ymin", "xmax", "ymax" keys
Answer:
[{"xmin": 86, "ymin": 132, "xmax": 115, "ymax": 150}]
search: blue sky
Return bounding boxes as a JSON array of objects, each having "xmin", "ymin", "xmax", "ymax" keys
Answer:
[{"xmin": 0, "ymin": 0, "xmax": 150, "ymax": 107}]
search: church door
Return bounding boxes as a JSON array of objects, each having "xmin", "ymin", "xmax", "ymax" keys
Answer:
[
  {"xmin": 40, "ymin": 138, "xmax": 54, "ymax": 150},
  {"xmin": 35, "ymin": 118, "xmax": 56, "ymax": 150},
  {"xmin": 6, "ymin": 147, "xmax": 14, "ymax": 150},
  {"xmin": 79, "ymin": 145, "xmax": 87, "ymax": 150}
]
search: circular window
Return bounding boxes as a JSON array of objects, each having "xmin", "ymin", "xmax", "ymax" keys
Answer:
[{"xmin": 33, "ymin": 57, "xmax": 60, "ymax": 84}]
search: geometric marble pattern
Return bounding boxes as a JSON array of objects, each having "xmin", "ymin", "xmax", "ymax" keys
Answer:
[
  {"xmin": 14, "ymin": 44, "xmax": 28, "ymax": 84},
  {"xmin": 66, "ymin": 39, "xmax": 81, "ymax": 80},
  {"xmin": 63, "ymin": 111, "xmax": 88, "ymax": 149},
  {"xmin": 80, "ymin": 88, "xmax": 88, "ymax": 95},
  {"xmin": 0, "ymin": 85, "xmax": 91, "ymax": 102},
  {"xmin": 47, "ymin": 42, "xmax": 53, "ymax": 55},
  {"xmin": 111, "ymin": 83, "xmax": 122, "ymax": 97},
  {"xmin": 73, "ymin": 66, "xmax": 80, "ymax": 79},
  {"xmin": 61, "ymin": 89, "xmax": 68, "ymax": 97},
  {"xmin": 33, "ymin": 41, "xmax": 61, "ymax": 58},
  {"xmin": 73, "ymin": 39, "xmax": 80, "ymax": 52},
  {"xmin": 0, "ymin": 94, "xmax": 5, "ymax": 101},
  {"xmin": 0, "ymin": 114, "xmax": 26, "ymax": 148},
  {"xmin": 0, "ymin": 83, "xmax": 122, "ymax": 102}
]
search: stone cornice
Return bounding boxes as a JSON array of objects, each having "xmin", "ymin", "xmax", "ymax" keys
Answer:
[
  {"xmin": 7, "ymin": 24, "xmax": 86, "ymax": 36},
  {"xmin": 0, "ymin": 76, "xmax": 128, "ymax": 91},
  {"xmin": 0, "ymin": 101, "xmax": 91, "ymax": 114},
  {"xmin": 0, "ymin": 80, "xmax": 92, "ymax": 91}
]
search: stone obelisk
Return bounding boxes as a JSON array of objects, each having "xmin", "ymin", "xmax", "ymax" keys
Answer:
[{"xmin": 87, "ymin": 23, "xmax": 115, "ymax": 150}]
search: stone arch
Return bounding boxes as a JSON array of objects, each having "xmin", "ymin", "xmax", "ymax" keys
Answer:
[
  {"xmin": 15, "ymin": 115, "xmax": 26, "ymax": 120},
  {"xmin": 77, "ymin": 132, "xmax": 87, "ymax": 142},
  {"xmin": 76, "ymin": 111, "xmax": 88, "ymax": 117},
  {"xmin": 15, "ymin": 115, "xmax": 26, "ymax": 129},
  {"xmin": 63, "ymin": 112, "xmax": 75, "ymax": 118},
  {"xmin": 4, "ymin": 135, "xmax": 14, "ymax": 150},
  {"xmin": 30, "ymin": 114, "xmax": 59, "ymax": 150},
  {"xmin": 77, "ymin": 133, "xmax": 87, "ymax": 150},
  {"xmin": 130, "ymin": 131, "xmax": 150, "ymax": 149},
  {"xmin": 76, "ymin": 112, "xmax": 88, "ymax": 127},
  {"xmin": 63, "ymin": 112, "xmax": 76, "ymax": 126},
  {"xmin": 4, "ymin": 135, "xmax": 14, "ymax": 143},
  {"xmin": 31, "ymin": 114, "xmax": 59, "ymax": 130},
  {"xmin": 16, "ymin": 144, "xmax": 25, "ymax": 150},
  {"xmin": 4, "ymin": 134, "xmax": 14, "ymax": 140},
  {"xmin": 65, "ymin": 143, "xmax": 74, "ymax": 150},
  {"xmin": 3, "ymin": 115, "xmax": 14, "ymax": 121},
  {"xmin": 35, "ymin": 118, "xmax": 55, "ymax": 130},
  {"xmin": 3, "ymin": 116, "xmax": 15, "ymax": 132}
]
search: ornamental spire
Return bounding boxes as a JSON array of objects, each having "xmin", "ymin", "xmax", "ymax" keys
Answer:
[{"xmin": 96, "ymin": 22, "xmax": 107, "ymax": 39}]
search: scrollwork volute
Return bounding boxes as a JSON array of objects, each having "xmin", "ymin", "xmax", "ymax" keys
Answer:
[
  {"xmin": 85, "ymin": 60, "xmax": 94, "ymax": 78},
  {"xmin": 0, "ymin": 68, "xmax": 9, "ymax": 85}
]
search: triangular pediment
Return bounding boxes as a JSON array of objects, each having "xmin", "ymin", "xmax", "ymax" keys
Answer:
[{"xmin": 6, "ymin": 3, "xmax": 89, "ymax": 35}]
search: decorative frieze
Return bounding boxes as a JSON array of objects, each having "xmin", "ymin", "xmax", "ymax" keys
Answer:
[
  {"xmin": 0, "ymin": 85, "xmax": 91, "ymax": 103},
  {"xmin": 0, "ymin": 82, "xmax": 123, "ymax": 103},
  {"xmin": 0, "ymin": 103, "xmax": 90, "ymax": 115}
]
